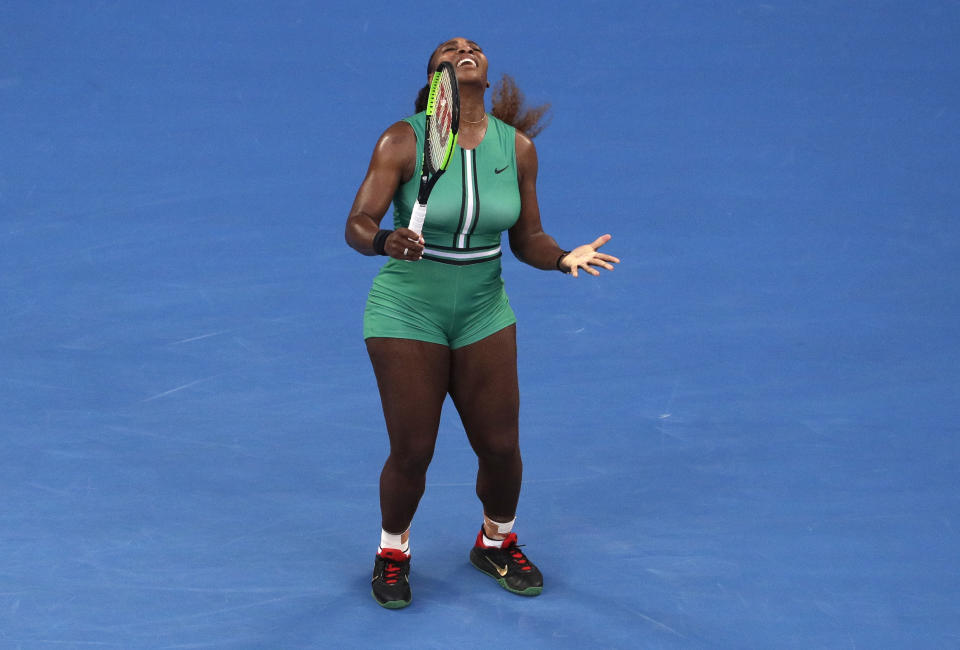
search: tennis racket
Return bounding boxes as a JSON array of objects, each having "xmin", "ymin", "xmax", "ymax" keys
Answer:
[{"xmin": 407, "ymin": 61, "xmax": 460, "ymax": 236}]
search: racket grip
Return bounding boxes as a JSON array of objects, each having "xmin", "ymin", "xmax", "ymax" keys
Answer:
[{"xmin": 408, "ymin": 202, "xmax": 427, "ymax": 236}]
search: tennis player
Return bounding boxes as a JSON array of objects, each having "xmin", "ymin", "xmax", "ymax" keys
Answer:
[{"xmin": 345, "ymin": 37, "xmax": 619, "ymax": 608}]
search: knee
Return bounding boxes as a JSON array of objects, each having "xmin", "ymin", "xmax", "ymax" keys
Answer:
[
  {"xmin": 388, "ymin": 442, "xmax": 435, "ymax": 477},
  {"xmin": 473, "ymin": 430, "xmax": 520, "ymax": 463}
]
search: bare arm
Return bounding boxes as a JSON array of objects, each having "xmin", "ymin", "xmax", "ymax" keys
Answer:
[
  {"xmin": 508, "ymin": 131, "xmax": 620, "ymax": 277},
  {"xmin": 344, "ymin": 122, "xmax": 425, "ymax": 259},
  {"xmin": 507, "ymin": 131, "xmax": 565, "ymax": 269}
]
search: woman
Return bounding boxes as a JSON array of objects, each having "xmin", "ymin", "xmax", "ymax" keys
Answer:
[{"xmin": 345, "ymin": 37, "xmax": 619, "ymax": 609}]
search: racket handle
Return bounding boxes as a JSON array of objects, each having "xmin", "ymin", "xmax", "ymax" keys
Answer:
[{"xmin": 408, "ymin": 202, "xmax": 427, "ymax": 236}]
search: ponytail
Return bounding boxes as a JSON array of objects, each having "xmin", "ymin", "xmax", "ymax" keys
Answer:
[{"xmin": 490, "ymin": 74, "xmax": 551, "ymax": 138}]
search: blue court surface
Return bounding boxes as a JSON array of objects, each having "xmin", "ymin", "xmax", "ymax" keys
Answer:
[{"xmin": 2, "ymin": 1, "xmax": 959, "ymax": 648}]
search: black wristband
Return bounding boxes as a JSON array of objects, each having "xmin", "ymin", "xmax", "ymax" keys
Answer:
[
  {"xmin": 372, "ymin": 229, "xmax": 393, "ymax": 256},
  {"xmin": 556, "ymin": 250, "xmax": 571, "ymax": 273}
]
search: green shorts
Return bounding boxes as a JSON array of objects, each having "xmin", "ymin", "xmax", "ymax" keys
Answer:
[{"xmin": 363, "ymin": 257, "xmax": 516, "ymax": 349}]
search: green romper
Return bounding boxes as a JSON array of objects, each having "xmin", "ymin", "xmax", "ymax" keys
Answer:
[{"xmin": 363, "ymin": 113, "xmax": 521, "ymax": 349}]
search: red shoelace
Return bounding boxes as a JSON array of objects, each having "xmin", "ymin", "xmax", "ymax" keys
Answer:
[
  {"xmin": 378, "ymin": 548, "xmax": 408, "ymax": 584},
  {"xmin": 500, "ymin": 533, "xmax": 533, "ymax": 572}
]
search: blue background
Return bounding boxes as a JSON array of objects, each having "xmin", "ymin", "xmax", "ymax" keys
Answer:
[{"xmin": 1, "ymin": 1, "xmax": 958, "ymax": 647}]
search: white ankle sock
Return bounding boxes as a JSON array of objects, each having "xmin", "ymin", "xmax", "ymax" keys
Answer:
[
  {"xmin": 379, "ymin": 528, "xmax": 409, "ymax": 555},
  {"xmin": 482, "ymin": 515, "xmax": 516, "ymax": 547},
  {"xmin": 482, "ymin": 532, "xmax": 505, "ymax": 548}
]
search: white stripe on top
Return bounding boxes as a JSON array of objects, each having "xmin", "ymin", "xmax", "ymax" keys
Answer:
[
  {"xmin": 456, "ymin": 150, "xmax": 476, "ymax": 249},
  {"xmin": 423, "ymin": 245, "xmax": 501, "ymax": 261}
]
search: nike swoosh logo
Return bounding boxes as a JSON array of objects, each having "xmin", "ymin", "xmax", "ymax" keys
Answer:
[
  {"xmin": 485, "ymin": 557, "xmax": 509, "ymax": 576},
  {"xmin": 494, "ymin": 165, "xmax": 509, "ymax": 174}
]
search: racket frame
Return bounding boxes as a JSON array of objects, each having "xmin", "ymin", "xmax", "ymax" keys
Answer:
[{"xmin": 408, "ymin": 61, "xmax": 460, "ymax": 235}]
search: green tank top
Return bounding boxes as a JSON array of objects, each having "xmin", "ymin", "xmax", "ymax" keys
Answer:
[{"xmin": 393, "ymin": 113, "xmax": 521, "ymax": 264}]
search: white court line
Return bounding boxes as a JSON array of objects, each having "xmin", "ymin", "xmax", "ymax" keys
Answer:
[
  {"xmin": 141, "ymin": 376, "xmax": 219, "ymax": 402},
  {"xmin": 172, "ymin": 330, "xmax": 230, "ymax": 345}
]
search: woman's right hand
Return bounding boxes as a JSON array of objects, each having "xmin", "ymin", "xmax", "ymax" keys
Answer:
[{"xmin": 386, "ymin": 228, "xmax": 425, "ymax": 261}]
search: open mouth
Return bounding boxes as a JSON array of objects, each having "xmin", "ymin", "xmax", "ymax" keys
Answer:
[{"xmin": 457, "ymin": 58, "xmax": 478, "ymax": 68}]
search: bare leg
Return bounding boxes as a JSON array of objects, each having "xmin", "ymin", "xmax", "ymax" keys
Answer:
[
  {"xmin": 449, "ymin": 325, "xmax": 522, "ymax": 524},
  {"xmin": 366, "ymin": 337, "xmax": 450, "ymax": 534}
]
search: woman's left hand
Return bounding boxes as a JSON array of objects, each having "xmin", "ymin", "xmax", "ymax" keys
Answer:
[{"xmin": 560, "ymin": 234, "xmax": 620, "ymax": 277}]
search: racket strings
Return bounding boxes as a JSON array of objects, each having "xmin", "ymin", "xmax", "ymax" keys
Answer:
[{"xmin": 426, "ymin": 70, "xmax": 456, "ymax": 172}]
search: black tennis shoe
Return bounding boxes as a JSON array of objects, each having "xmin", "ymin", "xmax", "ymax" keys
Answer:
[
  {"xmin": 469, "ymin": 530, "xmax": 543, "ymax": 596},
  {"xmin": 371, "ymin": 548, "xmax": 411, "ymax": 609}
]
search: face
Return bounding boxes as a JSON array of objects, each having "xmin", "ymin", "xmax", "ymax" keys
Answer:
[{"xmin": 428, "ymin": 37, "xmax": 488, "ymax": 86}]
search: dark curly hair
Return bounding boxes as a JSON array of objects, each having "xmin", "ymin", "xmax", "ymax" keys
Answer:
[{"xmin": 414, "ymin": 47, "xmax": 550, "ymax": 138}]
